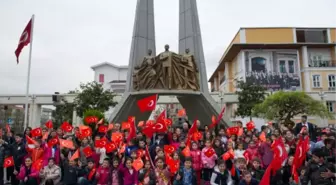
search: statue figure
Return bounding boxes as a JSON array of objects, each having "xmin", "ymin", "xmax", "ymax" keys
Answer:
[
  {"xmin": 133, "ymin": 49, "xmax": 157, "ymax": 90},
  {"xmin": 181, "ymin": 48, "xmax": 199, "ymax": 90},
  {"xmin": 157, "ymin": 44, "xmax": 173, "ymax": 89}
]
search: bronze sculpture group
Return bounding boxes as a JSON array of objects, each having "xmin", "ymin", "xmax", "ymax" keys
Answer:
[{"xmin": 133, "ymin": 45, "xmax": 200, "ymax": 91}]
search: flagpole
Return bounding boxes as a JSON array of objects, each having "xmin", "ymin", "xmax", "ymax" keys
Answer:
[{"xmin": 23, "ymin": 14, "xmax": 35, "ymax": 128}]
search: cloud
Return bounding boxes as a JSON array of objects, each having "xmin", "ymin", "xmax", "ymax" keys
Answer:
[{"xmin": 0, "ymin": 0, "xmax": 335, "ymax": 94}]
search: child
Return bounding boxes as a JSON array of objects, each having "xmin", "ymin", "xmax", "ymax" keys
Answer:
[
  {"xmin": 249, "ymin": 158, "xmax": 264, "ymax": 181},
  {"xmin": 110, "ymin": 158, "xmax": 121, "ymax": 185},
  {"xmin": 238, "ymin": 171, "xmax": 259, "ymax": 185},
  {"xmin": 138, "ymin": 160, "xmax": 156, "ymax": 185},
  {"xmin": 17, "ymin": 157, "xmax": 39, "ymax": 185},
  {"xmin": 155, "ymin": 157, "xmax": 171, "ymax": 185},
  {"xmin": 78, "ymin": 159, "xmax": 97, "ymax": 185},
  {"xmin": 213, "ymin": 139, "xmax": 225, "ymax": 157},
  {"xmin": 119, "ymin": 157, "xmax": 139, "ymax": 185},
  {"xmin": 210, "ymin": 160, "xmax": 233, "ymax": 185},
  {"xmin": 26, "ymin": 139, "xmax": 44, "ymax": 162},
  {"xmin": 170, "ymin": 134, "xmax": 180, "ymax": 150},
  {"xmin": 63, "ymin": 159, "xmax": 80, "ymax": 185},
  {"xmin": 234, "ymin": 142, "xmax": 245, "ymax": 159},
  {"xmin": 96, "ymin": 158, "xmax": 110, "ymax": 185},
  {"xmin": 39, "ymin": 158, "xmax": 61, "ymax": 185},
  {"xmin": 190, "ymin": 142, "xmax": 202, "ymax": 183},
  {"xmin": 173, "ymin": 157, "xmax": 197, "ymax": 185},
  {"xmin": 201, "ymin": 139, "xmax": 218, "ymax": 185}
]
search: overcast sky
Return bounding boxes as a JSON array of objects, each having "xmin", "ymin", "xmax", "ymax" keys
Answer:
[{"xmin": 0, "ymin": 0, "xmax": 335, "ymax": 94}]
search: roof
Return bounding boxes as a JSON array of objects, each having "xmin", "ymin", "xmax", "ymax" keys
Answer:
[
  {"xmin": 91, "ymin": 62, "xmax": 128, "ymax": 70},
  {"xmin": 208, "ymin": 43, "xmax": 336, "ymax": 82}
]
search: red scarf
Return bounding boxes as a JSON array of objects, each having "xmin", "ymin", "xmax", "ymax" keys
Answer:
[{"xmin": 88, "ymin": 168, "xmax": 96, "ymax": 181}]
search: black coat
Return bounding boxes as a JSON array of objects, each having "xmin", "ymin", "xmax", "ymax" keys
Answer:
[
  {"xmin": 294, "ymin": 122, "xmax": 316, "ymax": 142},
  {"xmin": 302, "ymin": 162, "xmax": 335, "ymax": 185},
  {"xmin": 5, "ymin": 141, "xmax": 26, "ymax": 170}
]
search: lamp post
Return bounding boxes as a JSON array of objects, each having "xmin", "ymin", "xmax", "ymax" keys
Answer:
[{"xmin": 319, "ymin": 91, "xmax": 327, "ymax": 127}]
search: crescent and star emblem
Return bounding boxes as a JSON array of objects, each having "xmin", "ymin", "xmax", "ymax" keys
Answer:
[
  {"xmin": 6, "ymin": 160, "xmax": 11, "ymax": 166},
  {"xmin": 277, "ymin": 146, "xmax": 283, "ymax": 157},
  {"xmin": 148, "ymin": 100, "xmax": 154, "ymax": 107},
  {"xmin": 155, "ymin": 123, "xmax": 163, "ymax": 130},
  {"xmin": 298, "ymin": 147, "xmax": 302, "ymax": 158},
  {"xmin": 19, "ymin": 31, "xmax": 29, "ymax": 44}
]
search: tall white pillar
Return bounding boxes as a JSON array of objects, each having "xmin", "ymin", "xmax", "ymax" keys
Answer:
[
  {"xmin": 72, "ymin": 109, "xmax": 81, "ymax": 127},
  {"xmin": 302, "ymin": 46, "xmax": 311, "ymax": 91},
  {"xmin": 29, "ymin": 104, "xmax": 41, "ymax": 128}
]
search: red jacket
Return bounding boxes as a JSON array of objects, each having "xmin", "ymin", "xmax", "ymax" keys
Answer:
[
  {"xmin": 190, "ymin": 149, "xmax": 202, "ymax": 171},
  {"xmin": 96, "ymin": 166, "xmax": 110, "ymax": 185}
]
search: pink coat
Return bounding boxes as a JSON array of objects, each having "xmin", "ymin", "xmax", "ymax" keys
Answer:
[
  {"xmin": 201, "ymin": 147, "xmax": 217, "ymax": 169},
  {"xmin": 17, "ymin": 166, "xmax": 39, "ymax": 180},
  {"xmin": 42, "ymin": 143, "xmax": 60, "ymax": 167},
  {"xmin": 190, "ymin": 149, "xmax": 202, "ymax": 171}
]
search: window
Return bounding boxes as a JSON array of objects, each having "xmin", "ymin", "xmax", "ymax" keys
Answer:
[
  {"xmin": 278, "ymin": 59, "xmax": 296, "ymax": 73},
  {"xmin": 99, "ymin": 74, "xmax": 104, "ymax": 83},
  {"xmin": 279, "ymin": 60, "xmax": 286, "ymax": 73},
  {"xmin": 296, "ymin": 29, "xmax": 328, "ymax": 43},
  {"xmin": 328, "ymin": 75, "xmax": 335, "ymax": 87},
  {"xmin": 251, "ymin": 57, "xmax": 266, "ymax": 72},
  {"xmin": 326, "ymin": 102, "xmax": 334, "ymax": 113},
  {"xmin": 288, "ymin": 60, "xmax": 295, "ymax": 73},
  {"xmin": 312, "ymin": 75, "xmax": 321, "ymax": 88}
]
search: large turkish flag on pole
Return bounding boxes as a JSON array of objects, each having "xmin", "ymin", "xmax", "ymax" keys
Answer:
[{"xmin": 15, "ymin": 18, "xmax": 32, "ymax": 63}]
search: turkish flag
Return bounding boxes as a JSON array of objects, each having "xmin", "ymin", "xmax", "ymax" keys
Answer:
[
  {"xmin": 4, "ymin": 156, "xmax": 14, "ymax": 168},
  {"xmin": 132, "ymin": 158, "xmax": 144, "ymax": 171},
  {"xmin": 156, "ymin": 110, "xmax": 166, "ymax": 123},
  {"xmin": 204, "ymin": 148, "xmax": 216, "ymax": 158},
  {"xmin": 119, "ymin": 143, "xmax": 126, "ymax": 155},
  {"xmin": 98, "ymin": 125, "xmax": 108, "ymax": 133},
  {"xmin": 26, "ymin": 135, "xmax": 37, "ymax": 145},
  {"xmin": 45, "ymin": 120, "xmax": 53, "ymax": 129},
  {"xmin": 182, "ymin": 146, "xmax": 191, "ymax": 157},
  {"xmin": 61, "ymin": 121, "xmax": 73, "ymax": 133},
  {"xmin": 138, "ymin": 121, "xmax": 144, "ymax": 127},
  {"xmin": 137, "ymin": 94, "xmax": 157, "ymax": 112},
  {"xmin": 83, "ymin": 147, "xmax": 93, "ymax": 157},
  {"xmin": 105, "ymin": 142, "xmax": 117, "ymax": 153},
  {"xmin": 111, "ymin": 132, "xmax": 123, "ymax": 144},
  {"xmin": 95, "ymin": 138, "xmax": 108, "ymax": 148},
  {"xmin": 246, "ymin": 121, "xmax": 255, "ymax": 131},
  {"xmin": 59, "ymin": 139, "xmax": 74, "ymax": 149},
  {"xmin": 165, "ymin": 155, "xmax": 179, "ymax": 173},
  {"xmin": 164, "ymin": 145, "xmax": 175, "ymax": 154},
  {"xmin": 48, "ymin": 137, "xmax": 59, "ymax": 147},
  {"xmin": 126, "ymin": 119, "xmax": 136, "ymax": 143},
  {"xmin": 108, "ymin": 123, "xmax": 114, "ymax": 130},
  {"xmin": 70, "ymin": 149, "xmax": 80, "ymax": 161},
  {"xmin": 227, "ymin": 126, "xmax": 239, "ymax": 136},
  {"xmin": 153, "ymin": 122, "xmax": 167, "ymax": 133},
  {"xmin": 141, "ymin": 126, "xmax": 155, "ymax": 139},
  {"xmin": 79, "ymin": 125, "xmax": 92, "ymax": 138},
  {"xmin": 31, "ymin": 128, "xmax": 42, "ymax": 137},
  {"xmin": 177, "ymin": 108, "xmax": 186, "ymax": 117},
  {"xmin": 121, "ymin": 122, "xmax": 130, "ymax": 130},
  {"xmin": 164, "ymin": 118, "xmax": 172, "ymax": 127},
  {"xmin": 32, "ymin": 159, "xmax": 43, "ymax": 171},
  {"xmin": 15, "ymin": 18, "xmax": 32, "ymax": 63},
  {"xmin": 136, "ymin": 149, "xmax": 145, "ymax": 158}
]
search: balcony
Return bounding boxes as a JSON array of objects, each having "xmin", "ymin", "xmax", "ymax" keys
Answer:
[{"xmin": 308, "ymin": 60, "xmax": 336, "ymax": 68}]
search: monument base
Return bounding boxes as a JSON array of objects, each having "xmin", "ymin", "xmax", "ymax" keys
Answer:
[{"xmin": 109, "ymin": 90, "xmax": 229, "ymax": 127}]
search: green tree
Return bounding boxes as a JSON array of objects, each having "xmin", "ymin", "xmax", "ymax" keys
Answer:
[
  {"xmin": 235, "ymin": 81, "xmax": 266, "ymax": 120},
  {"xmin": 74, "ymin": 81, "xmax": 117, "ymax": 117},
  {"xmin": 52, "ymin": 100, "xmax": 75, "ymax": 128},
  {"xmin": 252, "ymin": 91, "xmax": 334, "ymax": 126}
]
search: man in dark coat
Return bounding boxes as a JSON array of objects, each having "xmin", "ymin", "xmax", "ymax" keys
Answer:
[{"xmin": 294, "ymin": 115, "xmax": 317, "ymax": 142}]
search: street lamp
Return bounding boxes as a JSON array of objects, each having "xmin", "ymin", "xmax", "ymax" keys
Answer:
[{"xmin": 319, "ymin": 91, "xmax": 327, "ymax": 127}]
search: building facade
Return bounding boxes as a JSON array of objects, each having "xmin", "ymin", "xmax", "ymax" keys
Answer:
[
  {"xmin": 91, "ymin": 62, "xmax": 128, "ymax": 93},
  {"xmin": 209, "ymin": 27, "xmax": 336, "ymax": 126}
]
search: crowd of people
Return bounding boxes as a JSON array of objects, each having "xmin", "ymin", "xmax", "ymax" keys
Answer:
[{"xmin": 0, "ymin": 114, "xmax": 335, "ymax": 185}]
